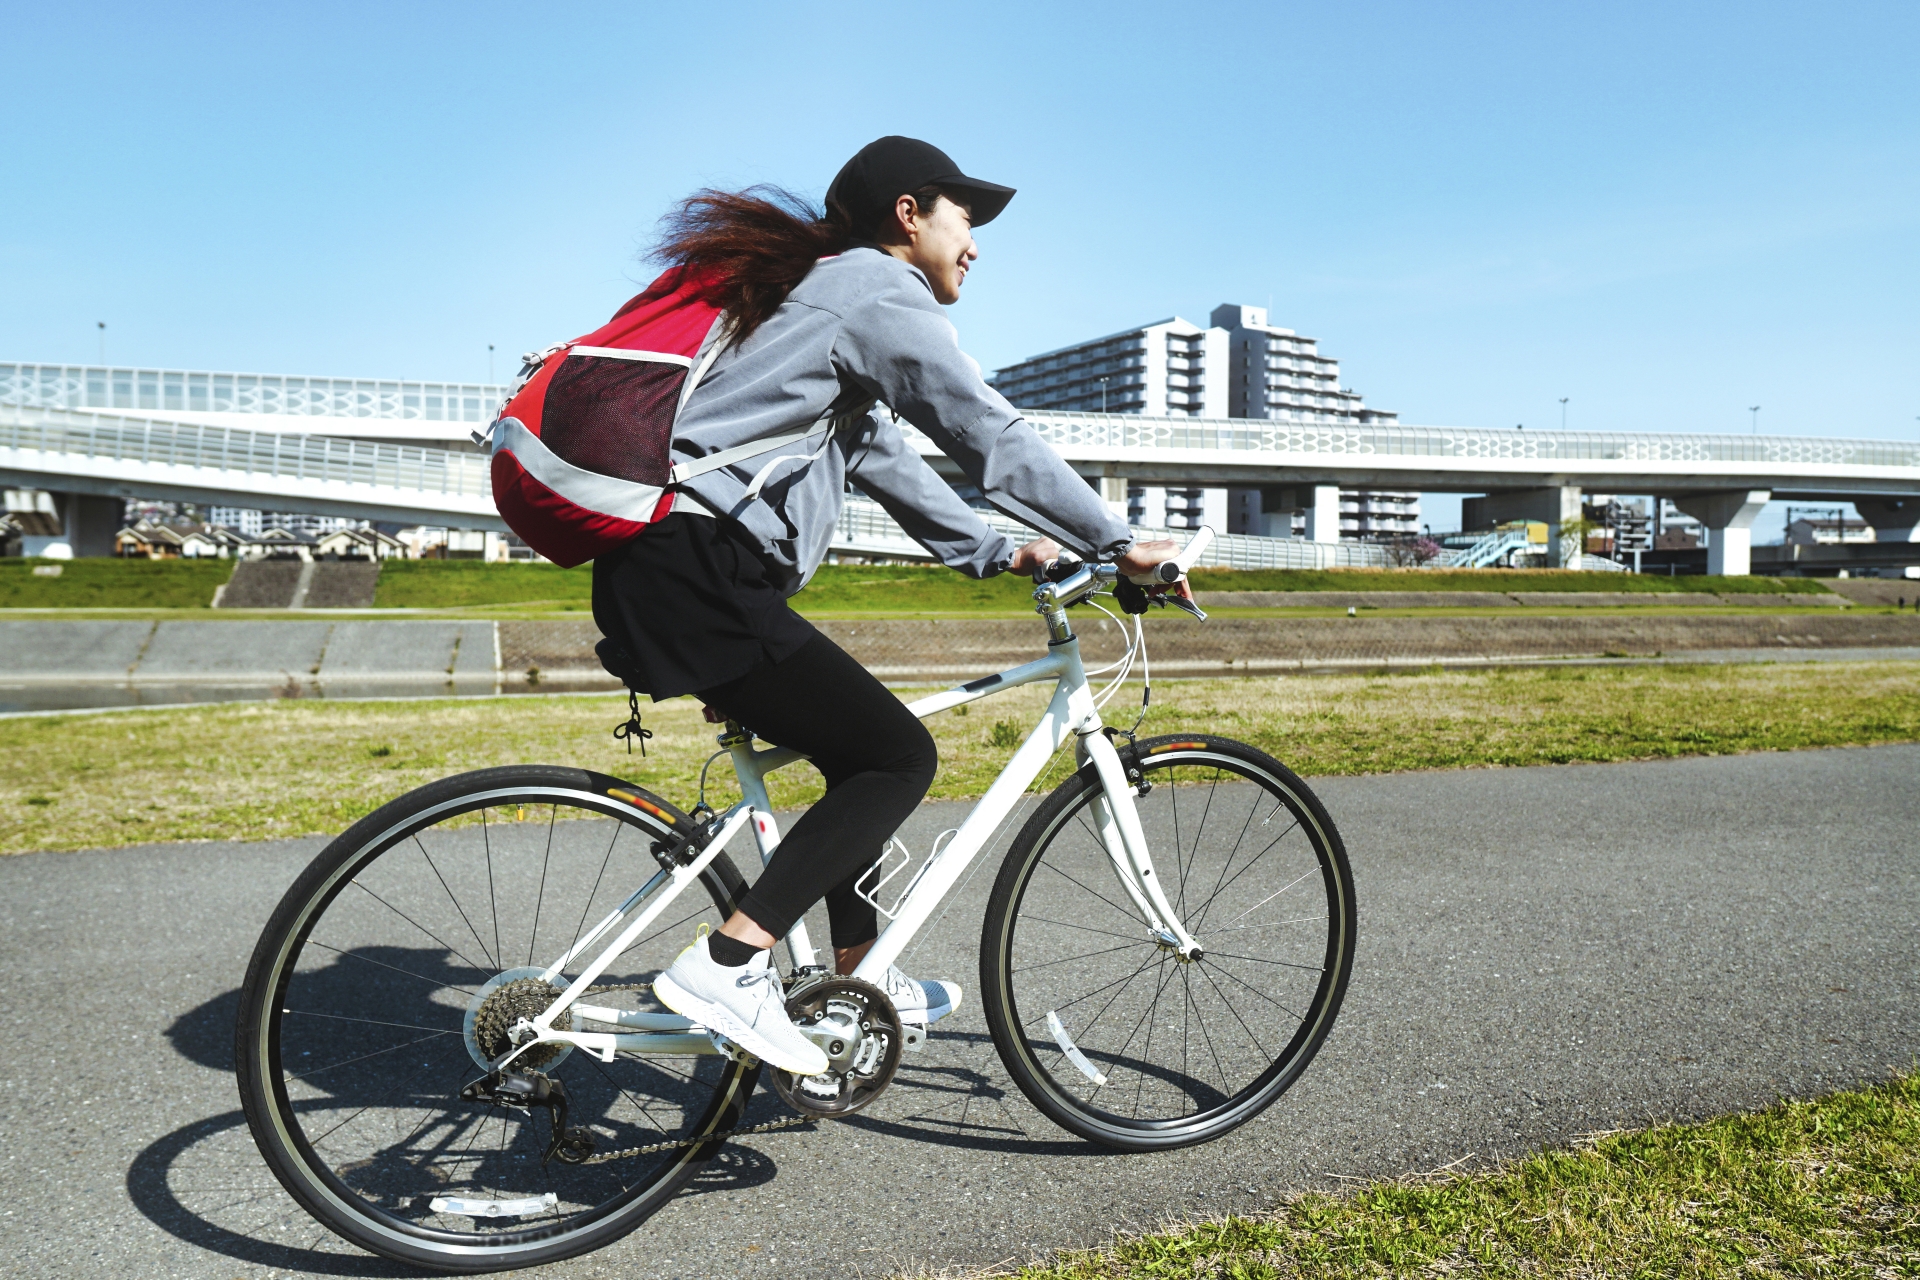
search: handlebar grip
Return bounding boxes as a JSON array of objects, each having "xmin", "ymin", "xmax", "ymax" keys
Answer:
[
  {"xmin": 1173, "ymin": 525, "xmax": 1214, "ymax": 572},
  {"xmin": 1125, "ymin": 525, "xmax": 1215, "ymax": 585}
]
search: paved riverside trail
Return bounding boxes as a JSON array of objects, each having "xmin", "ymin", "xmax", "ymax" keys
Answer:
[{"xmin": 3, "ymin": 745, "xmax": 1915, "ymax": 1278}]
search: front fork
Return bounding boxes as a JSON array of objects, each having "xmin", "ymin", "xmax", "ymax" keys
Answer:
[{"xmin": 1077, "ymin": 731, "xmax": 1204, "ymax": 960}]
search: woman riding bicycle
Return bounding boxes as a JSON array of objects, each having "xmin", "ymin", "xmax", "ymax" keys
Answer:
[{"xmin": 595, "ymin": 136, "xmax": 1188, "ymax": 1075}]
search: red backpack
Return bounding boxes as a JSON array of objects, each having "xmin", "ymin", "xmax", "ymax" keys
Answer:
[{"xmin": 483, "ymin": 267, "xmax": 863, "ymax": 567}]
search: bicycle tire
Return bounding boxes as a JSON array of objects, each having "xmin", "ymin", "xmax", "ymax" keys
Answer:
[
  {"xmin": 980, "ymin": 734, "xmax": 1355, "ymax": 1151},
  {"xmin": 235, "ymin": 765, "xmax": 754, "ymax": 1273}
]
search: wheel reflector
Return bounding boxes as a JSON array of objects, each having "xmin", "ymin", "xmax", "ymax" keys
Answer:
[
  {"xmin": 428, "ymin": 1193, "xmax": 558, "ymax": 1219},
  {"xmin": 1047, "ymin": 1011, "xmax": 1108, "ymax": 1086}
]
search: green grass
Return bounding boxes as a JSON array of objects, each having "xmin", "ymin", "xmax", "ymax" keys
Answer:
[
  {"xmin": 998, "ymin": 1072, "xmax": 1920, "ymax": 1279},
  {"xmin": 5, "ymin": 660, "xmax": 1917, "ymax": 855},
  {"xmin": 369, "ymin": 560, "xmax": 1041, "ymax": 614},
  {"xmin": 0, "ymin": 557, "xmax": 233, "ymax": 608},
  {"xmin": 371, "ymin": 558, "xmax": 595, "ymax": 608},
  {"xmin": 1185, "ymin": 567, "xmax": 1830, "ymax": 594},
  {"xmin": 366, "ymin": 563, "xmax": 1840, "ymax": 609},
  {"xmin": 1, "ymin": 557, "xmax": 1834, "ymax": 616}
]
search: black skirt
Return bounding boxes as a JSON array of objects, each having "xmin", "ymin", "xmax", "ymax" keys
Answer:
[{"xmin": 591, "ymin": 513, "xmax": 818, "ymax": 700}]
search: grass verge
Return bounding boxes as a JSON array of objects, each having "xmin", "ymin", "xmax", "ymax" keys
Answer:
[
  {"xmin": 997, "ymin": 1072, "xmax": 1920, "ymax": 1279},
  {"xmin": 0, "ymin": 557, "xmax": 232, "ymax": 608},
  {"xmin": 1184, "ymin": 567, "xmax": 1830, "ymax": 594},
  {"xmin": 5, "ymin": 660, "xmax": 1917, "ymax": 855}
]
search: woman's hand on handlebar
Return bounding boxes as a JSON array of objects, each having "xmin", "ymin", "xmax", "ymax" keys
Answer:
[
  {"xmin": 1008, "ymin": 537, "xmax": 1062, "ymax": 578},
  {"xmin": 1116, "ymin": 538, "xmax": 1195, "ymax": 600}
]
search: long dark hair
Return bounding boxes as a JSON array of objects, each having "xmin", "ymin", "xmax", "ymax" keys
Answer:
[
  {"xmin": 648, "ymin": 182, "xmax": 947, "ymax": 339},
  {"xmin": 647, "ymin": 186, "xmax": 850, "ymax": 340}
]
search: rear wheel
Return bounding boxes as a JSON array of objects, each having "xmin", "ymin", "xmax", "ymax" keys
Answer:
[
  {"xmin": 236, "ymin": 766, "xmax": 753, "ymax": 1272},
  {"xmin": 980, "ymin": 735, "xmax": 1355, "ymax": 1151}
]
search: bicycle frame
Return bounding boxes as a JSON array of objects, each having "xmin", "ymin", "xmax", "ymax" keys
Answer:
[{"xmin": 492, "ymin": 578, "xmax": 1204, "ymax": 1069}]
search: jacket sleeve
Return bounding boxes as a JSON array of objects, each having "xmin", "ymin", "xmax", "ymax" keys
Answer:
[
  {"xmin": 831, "ymin": 276, "xmax": 1136, "ymax": 561},
  {"xmin": 844, "ymin": 409, "xmax": 1018, "ymax": 578}
]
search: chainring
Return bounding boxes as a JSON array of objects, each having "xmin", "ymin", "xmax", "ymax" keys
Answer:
[{"xmin": 768, "ymin": 974, "xmax": 902, "ymax": 1119}]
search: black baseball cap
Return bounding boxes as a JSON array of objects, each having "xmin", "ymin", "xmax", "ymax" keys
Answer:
[{"xmin": 826, "ymin": 136, "xmax": 1016, "ymax": 234}]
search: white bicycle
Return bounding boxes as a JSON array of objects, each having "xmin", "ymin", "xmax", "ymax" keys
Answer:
[{"xmin": 236, "ymin": 529, "xmax": 1356, "ymax": 1272}]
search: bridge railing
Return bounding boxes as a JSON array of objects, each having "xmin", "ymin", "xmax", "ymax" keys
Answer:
[
  {"xmin": 0, "ymin": 362, "xmax": 509, "ymax": 423},
  {"xmin": 0, "ymin": 405, "xmax": 493, "ymax": 498},
  {"xmin": 1013, "ymin": 411, "xmax": 1920, "ymax": 468},
  {"xmin": 9, "ymin": 362, "xmax": 1918, "ymax": 470}
]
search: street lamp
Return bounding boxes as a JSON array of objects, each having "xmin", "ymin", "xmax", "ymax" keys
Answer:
[
  {"xmin": 97, "ymin": 321, "xmax": 106, "ymax": 363},
  {"xmin": 1099, "ymin": 376, "xmax": 1110, "ymax": 413},
  {"xmin": 1559, "ymin": 397, "xmax": 1568, "ymax": 430},
  {"xmin": 1749, "ymin": 405, "xmax": 1760, "ymax": 434},
  {"xmin": 488, "ymin": 344, "xmax": 495, "ymax": 383}
]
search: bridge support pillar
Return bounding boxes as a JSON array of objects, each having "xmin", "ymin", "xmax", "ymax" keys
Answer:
[
  {"xmin": 1303, "ymin": 485, "xmax": 1341, "ymax": 544},
  {"xmin": 1854, "ymin": 497, "xmax": 1920, "ymax": 544},
  {"xmin": 20, "ymin": 491, "xmax": 121, "ymax": 558},
  {"xmin": 1463, "ymin": 486, "xmax": 1584, "ymax": 566},
  {"xmin": 1674, "ymin": 489, "xmax": 1771, "ymax": 576}
]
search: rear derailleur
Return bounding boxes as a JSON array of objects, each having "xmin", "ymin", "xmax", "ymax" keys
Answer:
[{"xmin": 460, "ymin": 1070, "xmax": 596, "ymax": 1165}]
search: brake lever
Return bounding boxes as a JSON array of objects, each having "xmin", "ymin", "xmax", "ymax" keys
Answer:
[{"xmin": 1167, "ymin": 594, "xmax": 1207, "ymax": 621}]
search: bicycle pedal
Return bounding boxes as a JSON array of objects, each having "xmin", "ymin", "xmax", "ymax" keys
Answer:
[
  {"xmin": 706, "ymin": 1031, "xmax": 759, "ymax": 1067},
  {"xmin": 901, "ymin": 1023, "xmax": 927, "ymax": 1053}
]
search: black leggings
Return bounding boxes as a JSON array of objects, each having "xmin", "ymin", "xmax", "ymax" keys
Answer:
[{"xmin": 697, "ymin": 632, "xmax": 937, "ymax": 948}]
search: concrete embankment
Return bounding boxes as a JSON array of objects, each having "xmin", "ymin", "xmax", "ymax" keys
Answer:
[
  {"xmin": 0, "ymin": 619, "xmax": 498, "ymax": 711},
  {"xmin": 5, "ymin": 611, "xmax": 1920, "ymax": 711}
]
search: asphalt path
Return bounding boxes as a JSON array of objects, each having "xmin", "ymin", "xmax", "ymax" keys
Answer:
[{"xmin": 3, "ymin": 744, "xmax": 1916, "ymax": 1278}]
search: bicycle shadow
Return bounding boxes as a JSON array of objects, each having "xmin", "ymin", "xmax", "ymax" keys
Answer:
[
  {"xmin": 138, "ymin": 969, "xmax": 783, "ymax": 1274},
  {"xmin": 126, "ymin": 1105, "xmax": 781, "ymax": 1277},
  {"xmin": 838, "ymin": 1027, "xmax": 1186, "ymax": 1158}
]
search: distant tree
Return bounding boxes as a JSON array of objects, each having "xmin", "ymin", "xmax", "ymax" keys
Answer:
[{"xmin": 1384, "ymin": 536, "xmax": 1444, "ymax": 568}]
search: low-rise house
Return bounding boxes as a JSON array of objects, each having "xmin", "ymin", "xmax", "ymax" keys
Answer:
[
  {"xmin": 315, "ymin": 527, "xmax": 406, "ymax": 560},
  {"xmin": 116, "ymin": 520, "xmax": 246, "ymax": 559},
  {"xmin": 238, "ymin": 527, "xmax": 319, "ymax": 561}
]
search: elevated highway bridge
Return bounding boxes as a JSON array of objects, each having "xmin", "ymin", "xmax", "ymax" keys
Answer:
[{"xmin": 6, "ymin": 361, "xmax": 1918, "ymax": 574}]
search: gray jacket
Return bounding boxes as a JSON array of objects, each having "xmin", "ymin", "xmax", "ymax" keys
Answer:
[{"xmin": 673, "ymin": 245, "xmax": 1133, "ymax": 589}]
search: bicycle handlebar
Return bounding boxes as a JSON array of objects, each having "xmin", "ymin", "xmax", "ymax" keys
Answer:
[
  {"xmin": 1035, "ymin": 525, "xmax": 1214, "ymax": 587},
  {"xmin": 1030, "ymin": 526, "xmax": 1214, "ymax": 620}
]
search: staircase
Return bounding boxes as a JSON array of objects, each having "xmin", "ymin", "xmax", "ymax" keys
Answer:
[{"xmin": 215, "ymin": 560, "xmax": 380, "ymax": 608}]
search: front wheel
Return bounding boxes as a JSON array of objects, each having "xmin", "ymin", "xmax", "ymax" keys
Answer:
[
  {"xmin": 235, "ymin": 765, "xmax": 754, "ymax": 1273},
  {"xmin": 980, "ymin": 735, "xmax": 1355, "ymax": 1151}
]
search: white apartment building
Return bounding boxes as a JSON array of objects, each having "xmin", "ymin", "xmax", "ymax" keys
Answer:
[
  {"xmin": 985, "ymin": 317, "xmax": 1229, "ymax": 417},
  {"xmin": 990, "ymin": 305, "xmax": 1415, "ymax": 540}
]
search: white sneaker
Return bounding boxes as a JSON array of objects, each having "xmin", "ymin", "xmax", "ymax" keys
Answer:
[
  {"xmin": 653, "ymin": 936, "xmax": 830, "ymax": 1076},
  {"xmin": 880, "ymin": 965, "xmax": 962, "ymax": 1026}
]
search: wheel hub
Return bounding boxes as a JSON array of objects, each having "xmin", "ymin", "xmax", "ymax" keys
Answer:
[{"xmin": 464, "ymin": 967, "xmax": 573, "ymax": 1072}]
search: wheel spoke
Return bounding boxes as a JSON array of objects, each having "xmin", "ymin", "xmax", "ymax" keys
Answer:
[
  {"xmin": 244, "ymin": 781, "xmax": 742, "ymax": 1257},
  {"xmin": 994, "ymin": 749, "xmax": 1352, "ymax": 1142},
  {"xmin": 413, "ymin": 834, "xmax": 498, "ymax": 972}
]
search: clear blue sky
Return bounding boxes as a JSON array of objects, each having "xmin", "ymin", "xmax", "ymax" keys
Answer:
[{"xmin": 6, "ymin": 3, "xmax": 1916, "ymax": 530}]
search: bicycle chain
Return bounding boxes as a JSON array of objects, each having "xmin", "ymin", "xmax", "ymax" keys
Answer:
[
  {"xmin": 580, "ymin": 1113, "xmax": 815, "ymax": 1163},
  {"xmin": 517, "ymin": 982, "xmax": 818, "ymax": 1165}
]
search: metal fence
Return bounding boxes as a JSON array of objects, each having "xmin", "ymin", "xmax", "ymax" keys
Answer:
[
  {"xmin": 1, "ymin": 404, "xmax": 493, "ymax": 499},
  {"xmin": 834, "ymin": 494, "xmax": 1390, "ymax": 569}
]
